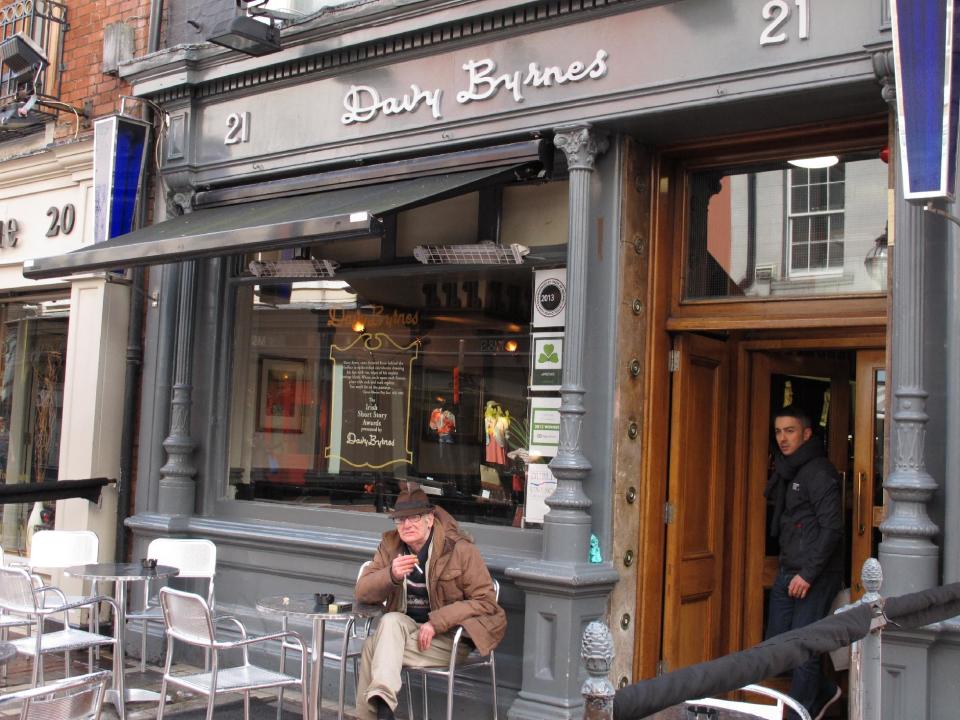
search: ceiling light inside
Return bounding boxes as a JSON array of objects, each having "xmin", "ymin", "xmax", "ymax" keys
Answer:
[{"xmin": 787, "ymin": 156, "xmax": 839, "ymax": 169}]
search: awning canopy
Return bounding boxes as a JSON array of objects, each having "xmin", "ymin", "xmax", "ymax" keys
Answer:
[
  {"xmin": 24, "ymin": 165, "xmax": 532, "ymax": 280},
  {"xmin": 0, "ymin": 477, "xmax": 114, "ymax": 505}
]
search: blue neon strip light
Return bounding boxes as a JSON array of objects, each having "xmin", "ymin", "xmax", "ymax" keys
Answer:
[
  {"xmin": 109, "ymin": 119, "xmax": 148, "ymax": 239},
  {"xmin": 893, "ymin": 0, "xmax": 960, "ymax": 199}
]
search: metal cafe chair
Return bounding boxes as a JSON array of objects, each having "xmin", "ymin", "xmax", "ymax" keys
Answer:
[
  {"xmin": 0, "ymin": 670, "xmax": 112, "ymax": 720},
  {"xmin": 126, "ymin": 537, "xmax": 217, "ymax": 671},
  {"xmin": 686, "ymin": 683, "xmax": 812, "ymax": 720},
  {"xmin": 403, "ymin": 578, "xmax": 500, "ymax": 720},
  {"xmin": 27, "ymin": 530, "xmax": 102, "ymax": 671},
  {"xmin": 0, "ymin": 545, "xmax": 35, "ymax": 685},
  {"xmin": 157, "ymin": 587, "xmax": 309, "ymax": 720},
  {"xmin": 0, "ymin": 566, "xmax": 118, "ymax": 689}
]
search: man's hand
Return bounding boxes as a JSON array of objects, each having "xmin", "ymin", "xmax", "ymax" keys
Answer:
[
  {"xmin": 418, "ymin": 621, "xmax": 436, "ymax": 651},
  {"xmin": 390, "ymin": 554, "xmax": 418, "ymax": 582},
  {"xmin": 788, "ymin": 574, "xmax": 811, "ymax": 599}
]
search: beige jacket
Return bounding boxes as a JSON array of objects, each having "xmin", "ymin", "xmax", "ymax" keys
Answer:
[{"xmin": 355, "ymin": 507, "xmax": 506, "ymax": 656}]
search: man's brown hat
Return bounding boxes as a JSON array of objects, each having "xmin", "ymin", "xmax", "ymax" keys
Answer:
[{"xmin": 390, "ymin": 489, "xmax": 434, "ymax": 519}]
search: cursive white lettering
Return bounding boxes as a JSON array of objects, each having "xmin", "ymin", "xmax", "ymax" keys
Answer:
[
  {"xmin": 345, "ymin": 431, "xmax": 397, "ymax": 448},
  {"xmin": 458, "ymin": 49, "xmax": 609, "ymax": 104},
  {"xmin": 341, "ymin": 49, "xmax": 610, "ymax": 122},
  {"xmin": 341, "ymin": 84, "xmax": 443, "ymax": 125}
]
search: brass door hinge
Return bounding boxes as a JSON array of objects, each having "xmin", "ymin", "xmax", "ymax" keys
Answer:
[
  {"xmin": 668, "ymin": 349, "xmax": 680, "ymax": 372},
  {"xmin": 664, "ymin": 501, "xmax": 676, "ymax": 525}
]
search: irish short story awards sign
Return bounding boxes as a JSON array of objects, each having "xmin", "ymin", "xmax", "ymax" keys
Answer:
[{"xmin": 325, "ymin": 333, "xmax": 420, "ymax": 470}]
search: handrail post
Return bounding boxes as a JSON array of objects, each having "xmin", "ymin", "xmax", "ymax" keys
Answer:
[
  {"xmin": 851, "ymin": 558, "xmax": 885, "ymax": 720},
  {"xmin": 581, "ymin": 621, "xmax": 615, "ymax": 720}
]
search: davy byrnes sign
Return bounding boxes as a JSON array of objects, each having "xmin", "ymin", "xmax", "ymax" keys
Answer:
[{"xmin": 340, "ymin": 50, "xmax": 609, "ymax": 125}]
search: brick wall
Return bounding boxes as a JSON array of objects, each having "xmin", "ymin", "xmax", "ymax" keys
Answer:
[{"xmin": 54, "ymin": 0, "xmax": 153, "ymax": 141}]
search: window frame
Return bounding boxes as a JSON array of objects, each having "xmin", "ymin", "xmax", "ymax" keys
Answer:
[
  {"xmin": 785, "ymin": 165, "xmax": 846, "ymax": 278},
  {"xmin": 661, "ymin": 118, "xmax": 889, "ymax": 332}
]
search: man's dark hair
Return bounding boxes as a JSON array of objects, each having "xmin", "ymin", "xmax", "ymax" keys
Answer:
[{"xmin": 774, "ymin": 404, "xmax": 812, "ymax": 429}]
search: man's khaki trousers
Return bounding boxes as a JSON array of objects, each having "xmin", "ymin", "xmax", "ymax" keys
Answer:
[{"xmin": 355, "ymin": 611, "xmax": 470, "ymax": 719}]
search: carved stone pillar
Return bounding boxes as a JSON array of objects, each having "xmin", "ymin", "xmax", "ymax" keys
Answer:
[
  {"xmin": 874, "ymin": 48, "xmax": 940, "ymax": 595},
  {"xmin": 158, "ymin": 192, "xmax": 199, "ymax": 515},
  {"xmin": 507, "ymin": 124, "xmax": 619, "ymax": 720}
]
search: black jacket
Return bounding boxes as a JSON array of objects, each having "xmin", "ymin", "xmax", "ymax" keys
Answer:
[{"xmin": 766, "ymin": 438, "xmax": 843, "ymax": 583}]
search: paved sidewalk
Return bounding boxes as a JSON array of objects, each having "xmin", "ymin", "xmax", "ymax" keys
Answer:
[{"xmin": 0, "ymin": 650, "xmax": 355, "ymax": 719}]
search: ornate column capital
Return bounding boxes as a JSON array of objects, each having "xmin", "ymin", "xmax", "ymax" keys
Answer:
[
  {"xmin": 871, "ymin": 48, "xmax": 896, "ymax": 105},
  {"xmin": 554, "ymin": 124, "xmax": 609, "ymax": 171}
]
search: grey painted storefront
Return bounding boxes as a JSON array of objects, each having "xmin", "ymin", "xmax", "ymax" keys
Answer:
[{"xmin": 107, "ymin": 0, "xmax": 960, "ymax": 717}]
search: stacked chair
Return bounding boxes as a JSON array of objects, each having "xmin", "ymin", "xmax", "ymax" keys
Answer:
[
  {"xmin": 0, "ymin": 566, "xmax": 117, "ymax": 688},
  {"xmin": 27, "ymin": 530, "xmax": 102, "ymax": 672},
  {"xmin": 126, "ymin": 537, "xmax": 217, "ymax": 671},
  {"xmin": 0, "ymin": 545, "xmax": 34, "ymax": 685},
  {"xmin": 0, "ymin": 670, "xmax": 111, "ymax": 720}
]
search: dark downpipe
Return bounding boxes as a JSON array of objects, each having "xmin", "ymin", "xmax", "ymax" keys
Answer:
[{"xmin": 115, "ymin": 0, "xmax": 163, "ymax": 562}]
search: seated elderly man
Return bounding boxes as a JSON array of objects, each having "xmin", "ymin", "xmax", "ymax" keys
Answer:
[{"xmin": 355, "ymin": 488, "xmax": 506, "ymax": 720}]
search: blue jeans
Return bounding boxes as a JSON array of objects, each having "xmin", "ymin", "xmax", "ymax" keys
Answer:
[{"xmin": 766, "ymin": 570, "xmax": 841, "ymax": 717}]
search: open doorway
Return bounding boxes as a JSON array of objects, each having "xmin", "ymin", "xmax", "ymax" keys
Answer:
[{"xmin": 657, "ymin": 337, "xmax": 886, "ymax": 677}]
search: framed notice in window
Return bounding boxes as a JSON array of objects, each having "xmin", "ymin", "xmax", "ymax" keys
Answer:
[
  {"xmin": 528, "ymin": 396, "xmax": 561, "ymax": 457},
  {"xmin": 256, "ymin": 357, "xmax": 306, "ymax": 433},
  {"xmin": 530, "ymin": 333, "xmax": 563, "ymax": 391}
]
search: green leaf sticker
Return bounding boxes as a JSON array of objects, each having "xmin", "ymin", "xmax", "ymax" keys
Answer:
[{"xmin": 538, "ymin": 344, "xmax": 560, "ymax": 364}]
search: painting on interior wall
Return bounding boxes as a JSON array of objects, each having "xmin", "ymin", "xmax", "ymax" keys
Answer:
[{"xmin": 257, "ymin": 357, "xmax": 305, "ymax": 433}]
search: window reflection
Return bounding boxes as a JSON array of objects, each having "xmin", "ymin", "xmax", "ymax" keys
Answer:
[{"xmin": 685, "ymin": 152, "xmax": 888, "ymax": 300}]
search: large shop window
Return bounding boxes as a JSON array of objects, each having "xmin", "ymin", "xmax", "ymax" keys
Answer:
[
  {"xmin": 684, "ymin": 151, "xmax": 888, "ymax": 300},
  {"xmin": 227, "ymin": 179, "xmax": 569, "ymax": 527},
  {"xmin": 0, "ymin": 299, "xmax": 69, "ymax": 554}
]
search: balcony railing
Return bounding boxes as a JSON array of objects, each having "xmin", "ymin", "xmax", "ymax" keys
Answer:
[{"xmin": 0, "ymin": 0, "xmax": 68, "ymax": 135}]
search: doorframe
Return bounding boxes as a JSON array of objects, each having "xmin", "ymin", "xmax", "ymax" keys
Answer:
[
  {"xmin": 632, "ymin": 121, "xmax": 889, "ymax": 679},
  {"xmin": 634, "ymin": 330, "xmax": 886, "ymax": 678}
]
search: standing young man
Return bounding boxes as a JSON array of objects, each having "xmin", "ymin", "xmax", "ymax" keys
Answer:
[
  {"xmin": 354, "ymin": 489, "xmax": 505, "ymax": 720},
  {"xmin": 764, "ymin": 405, "xmax": 844, "ymax": 720}
]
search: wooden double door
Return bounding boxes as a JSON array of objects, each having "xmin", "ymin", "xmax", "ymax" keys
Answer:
[{"xmin": 659, "ymin": 334, "xmax": 886, "ymax": 672}]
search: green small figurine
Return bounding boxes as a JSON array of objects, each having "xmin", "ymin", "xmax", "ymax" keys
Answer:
[{"xmin": 589, "ymin": 534, "xmax": 602, "ymax": 563}]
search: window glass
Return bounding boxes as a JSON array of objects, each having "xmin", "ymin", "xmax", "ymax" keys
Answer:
[
  {"xmin": 684, "ymin": 152, "xmax": 888, "ymax": 300},
  {"xmin": 0, "ymin": 299, "xmax": 69, "ymax": 555},
  {"xmin": 227, "ymin": 180, "xmax": 567, "ymax": 528}
]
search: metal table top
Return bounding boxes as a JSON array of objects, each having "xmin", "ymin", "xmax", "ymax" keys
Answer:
[
  {"xmin": 64, "ymin": 562, "xmax": 179, "ymax": 582},
  {"xmin": 256, "ymin": 594, "xmax": 380, "ymax": 619},
  {"xmin": 0, "ymin": 641, "xmax": 15, "ymax": 664}
]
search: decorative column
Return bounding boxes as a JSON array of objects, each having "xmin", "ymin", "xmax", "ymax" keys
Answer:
[
  {"xmin": 507, "ymin": 124, "xmax": 619, "ymax": 720},
  {"xmin": 158, "ymin": 193, "xmax": 200, "ymax": 515},
  {"xmin": 874, "ymin": 49, "xmax": 940, "ymax": 595},
  {"xmin": 542, "ymin": 125, "xmax": 607, "ymax": 562}
]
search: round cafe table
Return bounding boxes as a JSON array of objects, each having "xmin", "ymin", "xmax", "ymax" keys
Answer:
[
  {"xmin": 65, "ymin": 563, "xmax": 179, "ymax": 720},
  {"xmin": 257, "ymin": 594, "xmax": 380, "ymax": 720}
]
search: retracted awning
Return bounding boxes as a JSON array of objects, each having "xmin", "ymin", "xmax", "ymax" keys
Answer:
[{"xmin": 24, "ymin": 164, "xmax": 533, "ymax": 280}]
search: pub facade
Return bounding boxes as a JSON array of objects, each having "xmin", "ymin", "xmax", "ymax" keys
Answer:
[{"xmin": 26, "ymin": 0, "xmax": 960, "ymax": 717}]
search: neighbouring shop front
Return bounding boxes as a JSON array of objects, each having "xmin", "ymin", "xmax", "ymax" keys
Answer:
[
  {"xmin": 24, "ymin": 1, "xmax": 960, "ymax": 717},
  {"xmin": 0, "ymin": 138, "xmax": 129, "ymax": 562}
]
